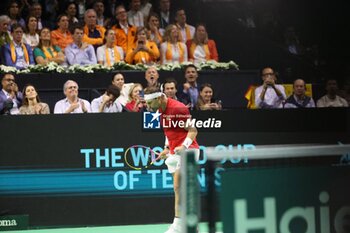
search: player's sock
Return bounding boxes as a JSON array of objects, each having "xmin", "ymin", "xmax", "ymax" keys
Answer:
[
  {"xmin": 173, "ymin": 217, "xmax": 181, "ymax": 225},
  {"xmin": 173, "ymin": 217, "xmax": 182, "ymax": 231}
]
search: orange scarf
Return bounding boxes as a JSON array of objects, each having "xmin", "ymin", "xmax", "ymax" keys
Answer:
[
  {"xmin": 43, "ymin": 46, "xmax": 58, "ymax": 59},
  {"xmin": 178, "ymin": 24, "xmax": 192, "ymax": 42},
  {"xmin": 165, "ymin": 42, "xmax": 184, "ymax": 62},
  {"xmin": 10, "ymin": 42, "xmax": 29, "ymax": 64},
  {"xmin": 190, "ymin": 43, "xmax": 210, "ymax": 60},
  {"xmin": 105, "ymin": 46, "xmax": 121, "ymax": 66}
]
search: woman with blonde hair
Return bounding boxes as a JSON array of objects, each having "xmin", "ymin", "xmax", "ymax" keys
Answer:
[
  {"xmin": 125, "ymin": 27, "xmax": 159, "ymax": 65},
  {"xmin": 160, "ymin": 24, "xmax": 187, "ymax": 65},
  {"xmin": 33, "ymin": 27, "xmax": 65, "ymax": 65},
  {"xmin": 19, "ymin": 84, "xmax": 50, "ymax": 114},
  {"xmin": 187, "ymin": 23, "xmax": 218, "ymax": 64},
  {"xmin": 125, "ymin": 83, "xmax": 147, "ymax": 112},
  {"xmin": 146, "ymin": 12, "xmax": 164, "ymax": 47}
]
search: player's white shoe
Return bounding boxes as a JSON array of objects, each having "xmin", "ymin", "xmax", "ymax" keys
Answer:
[{"xmin": 164, "ymin": 223, "xmax": 181, "ymax": 233}]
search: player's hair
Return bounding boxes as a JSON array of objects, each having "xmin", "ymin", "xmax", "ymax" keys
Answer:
[{"xmin": 144, "ymin": 86, "xmax": 161, "ymax": 95}]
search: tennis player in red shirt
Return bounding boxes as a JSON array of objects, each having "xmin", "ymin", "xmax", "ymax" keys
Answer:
[{"xmin": 145, "ymin": 86, "xmax": 199, "ymax": 233}]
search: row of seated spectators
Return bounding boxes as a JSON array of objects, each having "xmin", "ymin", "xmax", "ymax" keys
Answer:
[
  {"xmin": 1, "ymin": 65, "xmax": 349, "ymax": 115},
  {"xmin": 0, "ymin": 1, "xmax": 218, "ymax": 69}
]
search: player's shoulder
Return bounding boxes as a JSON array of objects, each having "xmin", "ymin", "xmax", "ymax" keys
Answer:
[
  {"xmin": 168, "ymin": 98, "xmax": 187, "ymax": 108},
  {"xmin": 167, "ymin": 98, "xmax": 189, "ymax": 114}
]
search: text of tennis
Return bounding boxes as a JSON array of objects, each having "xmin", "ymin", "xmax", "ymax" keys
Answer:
[{"xmin": 80, "ymin": 144, "xmax": 255, "ymax": 191}]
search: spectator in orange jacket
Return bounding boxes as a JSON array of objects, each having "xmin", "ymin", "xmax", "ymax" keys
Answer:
[
  {"xmin": 186, "ymin": 23, "xmax": 219, "ymax": 64},
  {"xmin": 51, "ymin": 14, "xmax": 73, "ymax": 50},
  {"xmin": 112, "ymin": 5, "xmax": 137, "ymax": 53},
  {"xmin": 83, "ymin": 9, "xmax": 106, "ymax": 49},
  {"xmin": 125, "ymin": 27, "xmax": 160, "ymax": 65}
]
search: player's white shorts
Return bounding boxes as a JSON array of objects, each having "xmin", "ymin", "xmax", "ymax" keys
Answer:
[{"xmin": 165, "ymin": 149, "xmax": 200, "ymax": 174}]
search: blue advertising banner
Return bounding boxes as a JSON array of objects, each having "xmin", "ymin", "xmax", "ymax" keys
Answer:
[{"xmin": 0, "ymin": 109, "xmax": 349, "ymax": 227}]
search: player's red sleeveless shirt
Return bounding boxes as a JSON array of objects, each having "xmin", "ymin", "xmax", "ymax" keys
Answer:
[{"xmin": 160, "ymin": 98, "xmax": 199, "ymax": 154}]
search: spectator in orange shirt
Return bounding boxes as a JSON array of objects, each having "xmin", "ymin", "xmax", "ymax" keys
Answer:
[
  {"xmin": 125, "ymin": 27, "xmax": 160, "ymax": 65},
  {"xmin": 187, "ymin": 23, "xmax": 219, "ymax": 64},
  {"xmin": 83, "ymin": 9, "xmax": 106, "ymax": 48},
  {"xmin": 111, "ymin": 5, "xmax": 137, "ymax": 53},
  {"xmin": 51, "ymin": 14, "xmax": 73, "ymax": 51}
]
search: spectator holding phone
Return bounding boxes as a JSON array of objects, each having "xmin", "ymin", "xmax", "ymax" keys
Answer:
[
  {"xmin": 254, "ymin": 67, "xmax": 286, "ymax": 109},
  {"xmin": 195, "ymin": 83, "xmax": 222, "ymax": 110},
  {"xmin": 125, "ymin": 83, "xmax": 147, "ymax": 112},
  {"xmin": 125, "ymin": 27, "xmax": 160, "ymax": 65}
]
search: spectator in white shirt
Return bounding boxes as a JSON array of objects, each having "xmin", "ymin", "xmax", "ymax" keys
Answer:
[
  {"xmin": 254, "ymin": 67, "xmax": 286, "ymax": 108},
  {"xmin": 97, "ymin": 29, "xmax": 124, "ymax": 67},
  {"xmin": 54, "ymin": 80, "xmax": 91, "ymax": 114},
  {"xmin": 174, "ymin": 8, "xmax": 195, "ymax": 43},
  {"xmin": 112, "ymin": 73, "xmax": 134, "ymax": 106},
  {"xmin": 317, "ymin": 79, "xmax": 348, "ymax": 107},
  {"xmin": 91, "ymin": 85, "xmax": 123, "ymax": 113},
  {"xmin": 127, "ymin": 0, "xmax": 144, "ymax": 27}
]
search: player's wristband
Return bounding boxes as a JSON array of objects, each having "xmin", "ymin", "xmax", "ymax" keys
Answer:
[
  {"xmin": 182, "ymin": 137, "xmax": 193, "ymax": 149},
  {"xmin": 164, "ymin": 145, "xmax": 169, "ymax": 150}
]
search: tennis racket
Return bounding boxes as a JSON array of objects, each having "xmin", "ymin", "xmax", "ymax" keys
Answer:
[{"xmin": 124, "ymin": 145, "xmax": 165, "ymax": 170}]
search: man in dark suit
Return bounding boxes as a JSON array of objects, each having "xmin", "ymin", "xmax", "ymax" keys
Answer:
[
  {"xmin": 157, "ymin": 0, "xmax": 174, "ymax": 29},
  {"xmin": 0, "ymin": 73, "xmax": 23, "ymax": 115},
  {"xmin": 31, "ymin": 2, "xmax": 53, "ymax": 29},
  {"xmin": 162, "ymin": 78, "xmax": 191, "ymax": 108},
  {"xmin": 180, "ymin": 64, "xmax": 200, "ymax": 110},
  {"xmin": 2, "ymin": 24, "xmax": 35, "ymax": 69}
]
